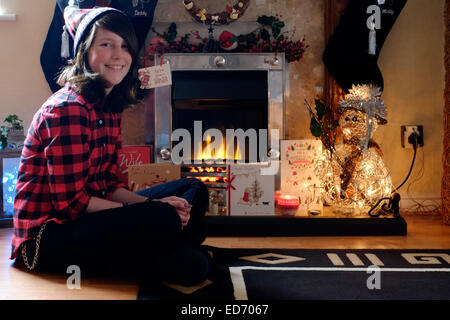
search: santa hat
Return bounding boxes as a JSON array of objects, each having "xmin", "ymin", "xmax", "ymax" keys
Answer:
[
  {"xmin": 61, "ymin": 5, "xmax": 123, "ymax": 58},
  {"xmin": 219, "ymin": 31, "xmax": 238, "ymax": 51}
]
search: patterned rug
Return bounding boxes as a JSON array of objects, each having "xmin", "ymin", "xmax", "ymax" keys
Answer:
[{"xmin": 137, "ymin": 248, "xmax": 450, "ymax": 300}]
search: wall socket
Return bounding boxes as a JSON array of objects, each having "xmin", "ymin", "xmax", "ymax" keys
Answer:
[{"xmin": 401, "ymin": 125, "xmax": 424, "ymax": 148}]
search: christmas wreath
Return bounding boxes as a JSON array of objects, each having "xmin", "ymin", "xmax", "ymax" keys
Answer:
[{"xmin": 182, "ymin": 0, "xmax": 250, "ymax": 25}]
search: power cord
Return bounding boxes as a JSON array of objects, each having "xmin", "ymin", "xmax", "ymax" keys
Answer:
[
  {"xmin": 368, "ymin": 130, "xmax": 420, "ymax": 217},
  {"xmin": 404, "ymin": 136, "xmax": 441, "ymax": 216},
  {"xmin": 391, "ymin": 131, "xmax": 419, "ymax": 193}
]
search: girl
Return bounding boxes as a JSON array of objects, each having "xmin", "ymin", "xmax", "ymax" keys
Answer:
[{"xmin": 11, "ymin": 6, "xmax": 211, "ymax": 286}]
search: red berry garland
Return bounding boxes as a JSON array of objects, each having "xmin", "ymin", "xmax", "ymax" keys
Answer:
[{"xmin": 182, "ymin": 0, "xmax": 250, "ymax": 25}]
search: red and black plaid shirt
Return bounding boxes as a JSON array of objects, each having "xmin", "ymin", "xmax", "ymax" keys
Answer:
[{"xmin": 11, "ymin": 83, "xmax": 126, "ymax": 259}]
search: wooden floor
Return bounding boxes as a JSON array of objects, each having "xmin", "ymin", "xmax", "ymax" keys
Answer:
[{"xmin": 1, "ymin": 215, "xmax": 449, "ymax": 300}]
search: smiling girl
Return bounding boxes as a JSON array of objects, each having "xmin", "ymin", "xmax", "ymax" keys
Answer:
[{"xmin": 11, "ymin": 6, "xmax": 211, "ymax": 287}]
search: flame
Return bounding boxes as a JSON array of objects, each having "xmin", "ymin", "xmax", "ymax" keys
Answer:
[
  {"xmin": 194, "ymin": 133, "xmax": 243, "ymax": 161},
  {"xmin": 192, "ymin": 176, "xmax": 228, "ymax": 183},
  {"xmin": 189, "ymin": 166, "xmax": 227, "ymax": 174},
  {"xmin": 199, "ymin": 177, "xmax": 218, "ymax": 183},
  {"xmin": 189, "ymin": 166, "xmax": 225, "ymax": 173}
]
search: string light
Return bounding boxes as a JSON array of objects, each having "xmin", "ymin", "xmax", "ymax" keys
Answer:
[
  {"xmin": 314, "ymin": 84, "xmax": 392, "ymax": 216},
  {"xmin": 2, "ymin": 157, "xmax": 20, "ymax": 216}
]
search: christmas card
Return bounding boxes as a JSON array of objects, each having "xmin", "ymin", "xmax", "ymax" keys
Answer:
[
  {"xmin": 128, "ymin": 163, "xmax": 180, "ymax": 192},
  {"xmin": 280, "ymin": 140, "xmax": 323, "ymax": 216},
  {"xmin": 227, "ymin": 163, "xmax": 275, "ymax": 216},
  {"xmin": 117, "ymin": 145, "xmax": 152, "ymax": 188}
]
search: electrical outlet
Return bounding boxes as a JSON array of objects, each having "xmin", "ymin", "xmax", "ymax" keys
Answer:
[{"xmin": 401, "ymin": 125, "xmax": 424, "ymax": 148}]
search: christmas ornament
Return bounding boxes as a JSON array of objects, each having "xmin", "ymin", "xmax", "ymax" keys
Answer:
[
  {"xmin": 144, "ymin": 16, "xmax": 306, "ymax": 63},
  {"xmin": 182, "ymin": 0, "xmax": 250, "ymax": 25},
  {"xmin": 314, "ymin": 84, "xmax": 393, "ymax": 216},
  {"xmin": 219, "ymin": 31, "xmax": 238, "ymax": 51}
]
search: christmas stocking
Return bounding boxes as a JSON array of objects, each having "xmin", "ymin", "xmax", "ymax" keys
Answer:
[{"xmin": 323, "ymin": 0, "xmax": 407, "ymax": 92}]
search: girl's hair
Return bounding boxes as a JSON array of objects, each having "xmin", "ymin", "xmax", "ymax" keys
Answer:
[{"xmin": 57, "ymin": 12, "xmax": 139, "ymax": 113}]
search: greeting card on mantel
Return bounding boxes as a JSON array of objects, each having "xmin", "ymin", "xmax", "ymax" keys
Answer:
[
  {"xmin": 281, "ymin": 140, "xmax": 323, "ymax": 216},
  {"xmin": 227, "ymin": 163, "xmax": 275, "ymax": 216}
]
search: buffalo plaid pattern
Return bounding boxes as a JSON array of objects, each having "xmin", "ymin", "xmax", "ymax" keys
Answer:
[{"xmin": 10, "ymin": 83, "xmax": 126, "ymax": 259}]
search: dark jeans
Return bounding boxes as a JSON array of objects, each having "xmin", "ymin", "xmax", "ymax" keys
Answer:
[{"xmin": 21, "ymin": 178, "xmax": 211, "ymax": 286}]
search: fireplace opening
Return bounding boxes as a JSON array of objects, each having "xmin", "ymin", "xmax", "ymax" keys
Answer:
[{"xmin": 171, "ymin": 70, "xmax": 268, "ymax": 162}]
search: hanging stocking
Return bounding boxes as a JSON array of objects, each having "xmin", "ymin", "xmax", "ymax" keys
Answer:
[{"xmin": 322, "ymin": 0, "xmax": 407, "ymax": 92}]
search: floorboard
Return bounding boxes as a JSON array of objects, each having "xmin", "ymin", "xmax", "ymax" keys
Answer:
[{"xmin": 0, "ymin": 215, "xmax": 448, "ymax": 299}]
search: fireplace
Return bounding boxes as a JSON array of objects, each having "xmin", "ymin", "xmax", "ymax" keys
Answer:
[
  {"xmin": 142, "ymin": 53, "xmax": 407, "ymax": 236},
  {"xmin": 144, "ymin": 53, "xmax": 287, "ymax": 215},
  {"xmin": 147, "ymin": 52, "xmax": 287, "ymax": 166}
]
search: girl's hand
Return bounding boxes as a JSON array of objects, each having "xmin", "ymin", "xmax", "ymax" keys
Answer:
[{"xmin": 153, "ymin": 196, "xmax": 192, "ymax": 229}]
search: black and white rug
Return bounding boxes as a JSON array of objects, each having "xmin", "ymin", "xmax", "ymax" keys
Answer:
[{"xmin": 137, "ymin": 248, "xmax": 450, "ymax": 300}]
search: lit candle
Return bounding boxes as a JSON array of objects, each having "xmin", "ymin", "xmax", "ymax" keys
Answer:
[{"xmin": 277, "ymin": 195, "xmax": 299, "ymax": 216}]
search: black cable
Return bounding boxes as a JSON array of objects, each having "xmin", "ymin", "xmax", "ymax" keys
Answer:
[
  {"xmin": 391, "ymin": 139, "xmax": 417, "ymax": 193},
  {"xmin": 368, "ymin": 132, "xmax": 418, "ymax": 216}
]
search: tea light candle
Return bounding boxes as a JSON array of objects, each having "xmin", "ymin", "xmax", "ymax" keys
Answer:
[{"xmin": 278, "ymin": 195, "xmax": 299, "ymax": 216}]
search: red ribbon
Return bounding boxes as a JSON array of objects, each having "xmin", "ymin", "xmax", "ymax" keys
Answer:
[
  {"xmin": 160, "ymin": 48, "xmax": 165, "ymax": 66},
  {"xmin": 226, "ymin": 165, "xmax": 233, "ymax": 216},
  {"xmin": 226, "ymin": 175, "xmax": 236, "ymax": 191}
]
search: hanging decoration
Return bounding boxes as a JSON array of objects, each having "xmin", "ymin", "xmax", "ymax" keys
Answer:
[
  {"xmin": 182, "ymin": 0, "xmax": 251, "ymax": 25},
  {"xmin": 313, "ymin": 84, "xmax": 393, "ymax": 216}
]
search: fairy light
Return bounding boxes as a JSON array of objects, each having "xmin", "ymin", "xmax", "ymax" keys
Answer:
[
  {"xmin": 2, "ymin": 157, "xmax": 20, "ymax": 217},
  {"xmin": 314, "ymin": 84, "xmax": 393, "ymax": 216}
]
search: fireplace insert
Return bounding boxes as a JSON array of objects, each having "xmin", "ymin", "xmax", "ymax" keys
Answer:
[{"xmin": 147, "ymin": 53, "xmax": 287, "ymax": 165}]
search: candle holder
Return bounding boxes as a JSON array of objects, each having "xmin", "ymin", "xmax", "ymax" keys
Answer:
[
  {"xmin": 274, "ymin": 190, "xmax": 282, "ymax": 207},
  {"xmin": 277, "ymin": 195, "xmax": 299, "ymax": 216}
]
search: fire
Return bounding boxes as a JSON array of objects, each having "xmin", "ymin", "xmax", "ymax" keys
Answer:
[
  {"xmin": 189, "ymin": 166, "xmax": 226, "ymax": 173},
  {"xmin": 194, "ymin": 176, "xmax": 228, "ymax": 183},
  {"xmin": 195, "ymin": 133, "xmax": 243, "ymax": 161},
  {"xmin": 199, "ymin": 177, "xmax": 218, "ymax": 183}
]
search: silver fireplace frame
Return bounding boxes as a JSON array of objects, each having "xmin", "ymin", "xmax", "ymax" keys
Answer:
[{"xmin": 150, "ymin": 52, "xmax": 287, "ymax": 163}]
